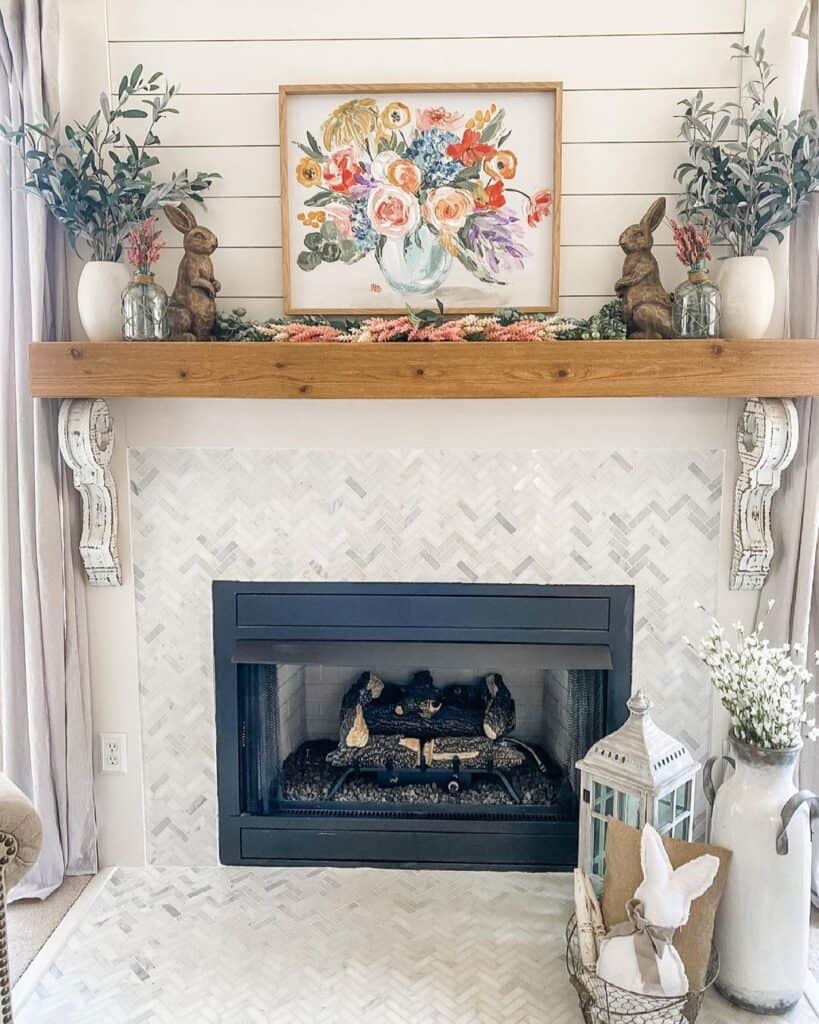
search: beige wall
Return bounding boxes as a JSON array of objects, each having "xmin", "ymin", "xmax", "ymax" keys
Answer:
[{"xmin": 56, "ymin": 0, "xmax": 807, "ymax": 866}]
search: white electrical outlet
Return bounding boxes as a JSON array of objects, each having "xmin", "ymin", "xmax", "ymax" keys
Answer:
[{"xmin": 99, "ymin": 733, "xmax": 127, "ymax": 774}]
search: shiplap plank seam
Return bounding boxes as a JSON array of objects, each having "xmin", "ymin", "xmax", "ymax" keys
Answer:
[
  {"xmin": 107, "ymin": 36, "xmax": 742, "ymax": 92},
  {"xmin": 106, "ymin": 0, "xmax": 745, "ymax": 40}
]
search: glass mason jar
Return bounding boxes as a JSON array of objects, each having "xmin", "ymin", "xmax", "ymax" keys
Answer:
[
  {"xmin": 121, "ymin": 269, "xmax": 169, "ymax": 340},
  {"xmin": 672, "ymin": 261, "xmax": 721, "ymax": 338}
]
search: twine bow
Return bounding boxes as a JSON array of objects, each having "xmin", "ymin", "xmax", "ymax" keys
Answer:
[{"xmin": 606, "ymin": 898, "xmax": 676, "ymax": 988}]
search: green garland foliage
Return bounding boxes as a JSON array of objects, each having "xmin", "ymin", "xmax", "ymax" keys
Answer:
[{"xmin": 212, "ymin": 299, "xmax": 627, "ymax": 342}]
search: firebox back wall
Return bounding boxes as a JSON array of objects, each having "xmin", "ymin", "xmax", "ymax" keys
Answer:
[{"xmin": 129, "ymin": 447, "xmax": 722, "ymax": 866}]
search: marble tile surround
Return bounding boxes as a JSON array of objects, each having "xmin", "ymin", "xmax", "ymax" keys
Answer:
[
  {"xmin": 17, "ymin": 867, "xmax": 814, "ymax": 1024},
  {"xmin": 129, "ymin": 447, "xmax": 723, "ymax": 866}
]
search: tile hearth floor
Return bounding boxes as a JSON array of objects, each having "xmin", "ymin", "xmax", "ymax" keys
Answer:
[{"xmin": 15, "ymin": 866, "xmax": 818, "ymax": 1024}]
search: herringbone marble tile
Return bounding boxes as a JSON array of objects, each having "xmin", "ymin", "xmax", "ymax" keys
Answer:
[
  {"xmin": 129, "ymin": 448, "xmax": 723, "ymax": 865},
  {"xmin": 16, "ymin": 867, "xmax": 814, "ymax": 1024}
]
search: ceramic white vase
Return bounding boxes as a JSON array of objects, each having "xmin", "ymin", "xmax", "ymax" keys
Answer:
[
  {"xmin": 706, "ymin": 734, "xmax": 812, "ymax": 1013},
  {"xmin": 716, "ymin": 256, "xmax": 775, "ymax": 339},
  {"xmin": 77, "ymin": 260, "xmax": 131, "ymax": 341}
]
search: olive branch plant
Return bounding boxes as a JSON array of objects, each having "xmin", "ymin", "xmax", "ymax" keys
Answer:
[
  {"xmin": 0, "ymin": 64, "xmax": 219, "ymax": 261},
  {"xmin": 676, "ymin": 33, "xmax": 819, "ymax": 257}
]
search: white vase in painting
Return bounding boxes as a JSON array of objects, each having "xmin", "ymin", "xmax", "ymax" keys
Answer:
[
  {"xmin": 77, "ymin": 260, "xmax": 131, "ymax": 341},
  {"xmin": 376, "ymin": 224, "xmax": 453, "ymax": 296},
  {"xmin": 707, "ymin": 734, "xmax": 811, "ymax": 1013},
  {"xmin": 716, "ymin": 256, "xmax": 775, "ymax": 339}
]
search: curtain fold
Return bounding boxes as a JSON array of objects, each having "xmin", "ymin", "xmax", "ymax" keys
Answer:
[
  {"xmin": 0, "ymin": 0, "xmax": 96, "ymax": 899},
  {"xmin": 758, "ymin": 0, "xmax": 819, "ymax": 904}
]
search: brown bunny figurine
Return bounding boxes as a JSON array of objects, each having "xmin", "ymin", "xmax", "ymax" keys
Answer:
[
  {"xmin": 615, "ymin": 197, "xmax": 673, "ymax": 339},
  {"xmin": 165, "ymin": 202, "xmax": 221, "ymax": 340}
]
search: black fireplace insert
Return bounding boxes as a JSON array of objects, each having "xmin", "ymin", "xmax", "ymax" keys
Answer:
[{"xmin": 214, "ymin": 582, "xmax": 633, "ymax": 870}]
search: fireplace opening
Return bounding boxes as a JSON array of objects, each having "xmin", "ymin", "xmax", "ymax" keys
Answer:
[{"xmin": 214, "ymin": 583, "xmax": 633, "ymax": 870}]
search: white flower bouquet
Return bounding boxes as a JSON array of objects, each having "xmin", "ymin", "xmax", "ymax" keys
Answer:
[{"xmin": 685, "ymin": 602, "xmax": 819, "ymax": 750}]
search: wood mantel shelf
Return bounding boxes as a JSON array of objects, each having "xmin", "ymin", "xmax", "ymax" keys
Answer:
[{"xmin": 28, "ymin": 339, "xmax": 819, "ymax": 400}]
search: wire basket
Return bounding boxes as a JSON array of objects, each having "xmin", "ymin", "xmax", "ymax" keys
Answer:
[{"xmin": 565, "ymin": 915, "xmax": 718, "ymax": 1024}]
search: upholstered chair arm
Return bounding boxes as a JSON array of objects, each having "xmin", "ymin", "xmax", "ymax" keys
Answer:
[
  {"xmin": 0, "ymin": 775, "xmax": 42, "ymax": 893},
  {"xmin": 0, "ymin": 773, "xmax": 43, "ymax": 1023}
]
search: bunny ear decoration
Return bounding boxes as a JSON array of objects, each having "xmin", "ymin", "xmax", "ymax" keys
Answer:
[
  {"xmin": 165, "ymin": 202, "xmax": 197, "ymax": 234},
  {"xmin": 640, "ymin": 824, "xmax": 674, "ymax": 885},
  {"xmin": 640, "ymin": 197, "xmax": 666, "ymax": 234},
  {"xmin": 672, "ymin": 854, "xmax": 720, "ymax": 905}
]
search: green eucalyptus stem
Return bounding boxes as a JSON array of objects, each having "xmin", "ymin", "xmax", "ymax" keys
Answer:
[
  {"xmin": 675, "ymin": 31, "xmax": 819, "ymax": 257},
  {"xmin": 0, "ymin": 65, "xmax": 220, "ymax": 262}
]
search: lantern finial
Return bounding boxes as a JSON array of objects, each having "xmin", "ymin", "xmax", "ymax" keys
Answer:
[{"xmin": 627, "ymin": 689, "xmax": 652, "ymax": 716}]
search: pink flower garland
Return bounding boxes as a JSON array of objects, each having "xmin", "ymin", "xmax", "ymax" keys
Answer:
[{"xmin": 243, "ymin": 313, "xmax": 573, "ymax": 343}]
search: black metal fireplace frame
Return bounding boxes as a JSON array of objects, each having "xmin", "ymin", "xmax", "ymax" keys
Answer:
[{"xmin": 213, "ymin": 581, "xmax": 633, "ymax": 870}]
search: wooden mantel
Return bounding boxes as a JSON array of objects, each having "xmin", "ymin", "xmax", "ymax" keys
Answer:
[{"xmin": 28, "ymin": 338, "xmax": 819, "ymax": 400}]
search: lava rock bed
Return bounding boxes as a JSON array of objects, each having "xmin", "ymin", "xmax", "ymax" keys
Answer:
[{"xmin": 279, "ymin": 739, "xmax": 565, "ymax": 806}]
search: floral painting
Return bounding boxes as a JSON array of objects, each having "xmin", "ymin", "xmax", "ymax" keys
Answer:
[{"xmin": 280, "ymin": 85, "xmax": 561, "ymax": 314}]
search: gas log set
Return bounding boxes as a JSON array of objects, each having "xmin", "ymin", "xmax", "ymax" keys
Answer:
[{"xmin": 282, "ymin": 669, "xmax": 561, "ymax": 806}]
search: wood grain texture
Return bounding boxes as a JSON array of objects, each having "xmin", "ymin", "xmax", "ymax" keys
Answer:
[{"xmin": 28, "ymin": 340, "xmax": 819, "ymax": 400}]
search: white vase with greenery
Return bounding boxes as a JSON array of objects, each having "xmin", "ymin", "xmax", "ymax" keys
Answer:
[
  {"xmin": 687, "ymin": 605, "xmax": 818, "ymax": 1012},
  {"xmin": 716, "ymin": 256, "xmax": 775, "ymax": 339},
  {"xmin": 76, "ymin": 261, "xmax": 131, "ymax": 341},
  {"xmin": 676, "ymin": 34, "xmax": 819, "ymax": 338},
  {"xmin": 0, "ymin": 65, "xmax": 218, "ymax": 341}
]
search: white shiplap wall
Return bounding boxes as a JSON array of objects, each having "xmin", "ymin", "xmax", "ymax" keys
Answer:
[{"xmin": 103, "ymin": 0, "xmax": 745, "ymax": 320}]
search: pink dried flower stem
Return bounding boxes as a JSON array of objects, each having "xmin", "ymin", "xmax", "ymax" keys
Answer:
[
  {"xmin": 126, "ymin": 215, "xmax": 166, "ymax": 271},
  {"xmin": 481, "ymin": 320, "xmax": 547, "ymax": 342},
  {"xmin": 407, "ymin": 322, "xmax": 467, "ymax": 342},
  {"xmin": 286, "ymin": 323, "xmax": 345, "ymax": 343},
  {"xmin": 670, "ymin": 218, "xmax": 712, "ymax": 269},
  {"xmin": 363, "ymin": 317, "xmax": 416, "ymax": 342}
]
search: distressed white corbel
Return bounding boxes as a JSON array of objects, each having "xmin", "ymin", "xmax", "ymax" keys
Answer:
[
  {"xmin": 58, "ymin": 398, "xmax": 121, "ymax": 586},
  {"xmin": 730, "ymin": 396, "xmax": 799, "ymax": 591}
]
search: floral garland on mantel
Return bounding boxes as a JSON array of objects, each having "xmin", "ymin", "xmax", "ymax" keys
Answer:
[{"xmin": 212, "ymin": 300, "xmax": 627, "ymax": 343}]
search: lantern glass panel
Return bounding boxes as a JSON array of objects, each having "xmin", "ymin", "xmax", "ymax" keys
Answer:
[
  {"xmin": 593, "ymin": 782, "xmax": 615, "ymax": 816},
  {"xmin": 657, "ymin": 790, "xmax": 674, "ymax": 830},
  {"xmin": 617, "ymin": 791, "xmax": 640, "ymax": 828},
  {"xmin": 673, "ymin": 817, "xmax": 690, "ymax": 839},
  {"xmin": 675, "ymin": 781, "xmax": 692, "ymax": 816},
  {"xmin": 592, "ymin": 815, "xmax": 607, "ymax": 876}
]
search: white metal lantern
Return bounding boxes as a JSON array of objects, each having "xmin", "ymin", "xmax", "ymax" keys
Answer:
[{"xmin": 575, "ymin": 689, "xmax": 700, "ymax": 885}]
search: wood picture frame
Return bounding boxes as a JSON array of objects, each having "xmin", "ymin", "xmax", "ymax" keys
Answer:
[{"xmin": 279, "ymin": 83, "xmax": 562, "ymax": 315}]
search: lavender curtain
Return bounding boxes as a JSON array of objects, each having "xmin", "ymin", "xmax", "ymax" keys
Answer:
[
  {"xmin": 758, "ymin": 0, "xmax": 819, "ymax": 904},
  {"xmin": 0, "ymin": 0, "xmax": 96, "ymax": 899}
]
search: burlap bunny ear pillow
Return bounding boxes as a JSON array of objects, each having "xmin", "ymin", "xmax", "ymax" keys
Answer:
[{"xmin": 601, "ymin": 820, "xmax": 731, "ymax": 991}]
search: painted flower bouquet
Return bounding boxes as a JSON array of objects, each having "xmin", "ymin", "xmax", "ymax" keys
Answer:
[{"xmin": 291, "ymin": 98, "xmax": 552, "ymax": 294}]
